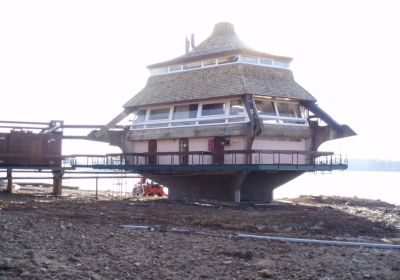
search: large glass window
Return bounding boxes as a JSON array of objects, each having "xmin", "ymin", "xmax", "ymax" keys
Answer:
[
  {"xmin": 273, "ymin": 61, "xmax": 290, "ymax": 68},
  {"xmin": 203, "ymin": 59, "xmax": 217, "ymax": 66},
  {"xmin": 151, "ymin": 67, "xmax": 168, "ymax": 75},
  {"xmin": 277, "ymin": 102, "xmax": 302, "ymax": 118},
  {"xmin": 201, "ymin": 103, "xmax": 225, "ymax": 116},
  {"xmin": 230, "ymin": 100, "xmax": 245, "ymax": 115},
  {"xmin": 255, "ymin": 100, "xmax": 276, "ymax": 116},
  {"xmin": 218, "ymin": 56, "xmax": 238, "ymax": 65},
  {"xmin": 170, "ymin": 65, "xmax": 182, "ymax": 72},
  {"xmin": 130, "ymin": 99, "xmax": 252, "ymax": 130},
  {"xmin": 172, "ymin": 104, "xmax": 198, "ymax": 126},
  {"xmin": 241, "ymin": 56, "xmax": 258, "ymax": 64},
  {"xmin": 183, "ymin": 61, "xmax": 201, "ymax": 70},
  {"xmin": 173, "ymin": 104, "xmax": 198, "ymax": 119},
  {"xmin": 148, "ymin": 108, "xmax": 170, "ymax": 121},
  {"xmin": 133, "ymin": 109, "xmax": 146, "ymax": 123},
  {"xmin": 260, "ymin": 57, "xmax": 273, "ymax": 66}
]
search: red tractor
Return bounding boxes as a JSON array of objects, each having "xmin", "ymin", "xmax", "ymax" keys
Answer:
[{"xmin": 133, "ymin": 177, "xmax": 166, "ymax": 197}]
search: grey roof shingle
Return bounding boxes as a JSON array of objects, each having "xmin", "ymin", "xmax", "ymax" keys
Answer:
[
  {"xmin": 149, "ymin": 22, "xmax": 286, "ymax": 68},
  {"xmin": 124, "ymin": 63, "xmax": 316, "ymax": 108}
]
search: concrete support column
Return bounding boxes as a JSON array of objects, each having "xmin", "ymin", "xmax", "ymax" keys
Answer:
[
  {"xmin": 150, "ymin": 174, "xmax": 239, "ymax": 202},
  {"xmin": 52, "ymin": 170, "xmax": 63, "ymax": 196},
  {"xmin": 149, "ymin": 171, "xmax": 304, "ymax": 204},
  {"xmin": 233, "ymin": 171, "xmax": 248, "ymax": 203},
  {"xmin": 240, "ymin": 171, "xmax": 304, "ymax": 203},
  {"xmin": 6, "ymin": 168, "xmax": 14, "ymax": 194}
]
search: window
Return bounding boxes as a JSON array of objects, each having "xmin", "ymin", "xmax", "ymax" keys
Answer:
[
  {"xmin": 241, "ymin": 56, "xmax": 258, "ymax": 64},
  {"xmin": 170, "ymin": 65, "xmax": 182, "ymax": 72},
  {"xmin": 201, "ymin": 103, "xmax": 225, "ymax": 116},
  {"xmin": 149, "ymin": 108, "xmax": 170, "ymax": 121},
  {"xmin": 133, "ymin": 109, "xmax": 146, "ymax": 123},
  {"xmin": 151, "ymin": 67, "xmax": 168, "ymax": 75},
  {"xmin": 273, "ymin": 61, "xmax": 290, "ymax": 68},
  {"xmin": 260, "ymin": 57, "xmax": 273, "ymax": 65},
  {"xmin": 130, "ymin": 99, "xmax": 250, "ymax": 130},
  {"xmin": 277, "ymin": 102, "xmax": 302, "ymax": 118},
  {"xmin": 173, "ymin": 104, "xmax": 198, "ymax": 119},
  {"xmin": 229, "ymin": 100, "xmax": 245, "ymax": 115},
  {"xmin": 255, "ymin": 100, "xmax": 276, "ymax": 116},
  {"xmin": 203, "ymin": 59, "xmax": 217, "ymax": 66},
  {"xmin": 172, "ymin": 104, "xmax": 198, "ymax": 126},
  {"xmin": 183, "ymin": 61, "xmax": 201, "ymax": 70},
  {"xmin": 218, "ymin": 56, "xmax": 238, "ymax": 64}
]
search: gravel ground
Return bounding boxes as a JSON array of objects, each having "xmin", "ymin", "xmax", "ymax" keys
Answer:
[{"xmin": 0, "ymin": 191, "xmax": 399, "ymax": 279}]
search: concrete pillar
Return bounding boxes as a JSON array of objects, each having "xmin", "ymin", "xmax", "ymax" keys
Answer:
[
  {"xmin": 149, "ymin": 170, "xmax": 304, "ymax": 203},
  {"xmin": 240, "ymin": 171, "xmax": 304, "ymax": 203},
  {"xmin": 150, "ymin": 173, "xmax": 239, "ymax": 201},
  {"xmin": 6, "ymin": 168, "xmax": 14, "ymax": 194},
  {"xmin": 52, "ymin": 170, "xmax": 63, "ymax": 196},
  {"xmin": 233, "ymin": 171, "xmax": 248, "ymax": 203}
]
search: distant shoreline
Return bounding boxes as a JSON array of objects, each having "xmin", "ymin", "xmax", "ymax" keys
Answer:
[{"xmin": 348, "ymin": 159, "xmax": 400, "ymax": 172}]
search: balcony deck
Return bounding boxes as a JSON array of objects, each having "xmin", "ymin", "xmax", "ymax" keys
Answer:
[{"xmin": 63, "ymin": 150, "xmax": 347, "ymax": 174}]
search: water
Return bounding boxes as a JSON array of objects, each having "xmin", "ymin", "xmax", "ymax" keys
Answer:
[
  {"xmin": 275, "ymin": 171, "xmax": 400, "ymax": 205},
  {"xmin": 5, "ymin": 170, "xmax": 399, "ymax": 205}
]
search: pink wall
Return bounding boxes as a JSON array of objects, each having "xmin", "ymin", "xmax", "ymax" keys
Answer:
[
  {"xmin": 224, "ymin": 136, "xmax": 246, "ymax": 164},
  {"xmin": 129, "ymin": 136, "xmax": 308, "ymax": 165},
  {"xmin": 189, "ymin": 137, "xmax": 212, "ymax": 164},
  {"xmin": 252, "ymin": 138, "xmax": 307, "ymax": 164}
]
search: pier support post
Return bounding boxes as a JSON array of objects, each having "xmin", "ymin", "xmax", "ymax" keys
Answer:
[
  {"xmin": 6, "ymin": 168, "xmax": 14, "ymax": 193},
  {"xmin": 52, "ymin": 169, "xmax": 63, "ymax": 196},
  {"xmin": 233, "ymin": 171, "xmax": 248, "ymax": 203},
  {"xmin": 240, "ymin": 171, "xmax": 304, "ymax": 203}
]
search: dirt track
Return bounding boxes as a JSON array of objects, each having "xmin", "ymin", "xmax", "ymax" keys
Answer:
[{"xmin": 1, "ymin": 192, "xmax": 399, "ymax": 279}]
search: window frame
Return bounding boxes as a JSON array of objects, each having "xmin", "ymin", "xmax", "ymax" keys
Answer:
[{"xmin": 130, "ymin": 99, "xmax": 249, "ymax": 130}]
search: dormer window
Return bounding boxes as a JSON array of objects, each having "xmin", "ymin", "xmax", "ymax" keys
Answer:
[
  {"xmin": 170, "ymin": 64, "xmax": 183, "ymax": 72},
  {"xmin": 241, "ymin": 55, "xmax": 258, "ymax": 64},
  {"xmin": 203, "ymin": 59, "xmax": 217, "ymax": 66},
  {"xmin": 133, "ymin": 109, "xmax": 146, "ymax": 123},
  {"xmin": 201, "ymin": 102, "xmax": 225, "ymax": 116},
  {"xmin": 276, "ymin": 102, "xmax": 301, "ymax": 118},
  {"xmin": 260, "ymin": 57, "xmax": 273, "ymax": 66},
  {"xmin": 255, "ymin": 98, "xmax": 308, "ymax": 125},
  {"xmin": 273, "ymin": 61, "xmax": 290, "ymax": 68},
  {"xmin": 183, "ymin": 61, "xmax": 201, "ymax": 70},
  {"xmin": 172, "ymin": 104, "xmax": 198, "ymax": 126},
  {"xmin": 149, "ymin": 108, "xmax": 170, "ymax": 121},
  {"xmin": 130, "ymin": 99, "xmax": 249, "ymax": 130},
  {"xmin": 149, "ymin": 54, "xmax": 290, "ymax": 76},
  {"xmin": 218, "ymin": 56, "xmax": 239, "ymax": 65}
]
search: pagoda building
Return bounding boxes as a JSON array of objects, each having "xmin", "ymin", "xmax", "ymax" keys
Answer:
[{"xmin": 92, "ymin": 22, "xmax": 355, "ymax": 202}]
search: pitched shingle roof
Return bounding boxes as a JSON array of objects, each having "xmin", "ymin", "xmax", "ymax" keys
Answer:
[
  {"xmin": 148, "ymin": 22, "xmax": 291, "ymax": 69},
  {"xmin": 124, "ymin": 63, "xmax": 316, "ymax": 108},
  {"xmin": 123, "ymin": 22, "xmax": 316, "ymax": 109}
]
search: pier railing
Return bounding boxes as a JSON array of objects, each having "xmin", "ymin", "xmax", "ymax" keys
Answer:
[{"xmin": 63, "ymin": 150, "xmax": 347, "ymax": 171}]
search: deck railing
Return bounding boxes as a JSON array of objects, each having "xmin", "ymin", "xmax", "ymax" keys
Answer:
[{"xmin": 63, "ymin": 150, "xmax": 346, "ymax": 169}]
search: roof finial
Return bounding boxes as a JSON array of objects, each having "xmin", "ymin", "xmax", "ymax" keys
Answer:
[
  {"xmin": 185, "ymin": 37, "xmax": 190, "ymax": 54},
  {"xmin": 191, "ymin": 33, "xmax": 196, "ymax": 49}
]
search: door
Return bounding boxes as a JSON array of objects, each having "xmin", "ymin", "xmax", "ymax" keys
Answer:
[
  {"xmin": 213, "ymin": 137, "xmax": 224, "ymax": 164},
  {"xmin": 148, "ymin": 140, "xmax": 157, "ymax": 165},
  {"xmin": 179, "ymin": 138, "xmax": 189, "ymax": 165}
]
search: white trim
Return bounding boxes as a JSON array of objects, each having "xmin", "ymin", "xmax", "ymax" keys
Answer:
[
  {"xmin": 130, "ymin": 98, "xmax": 249, "ymax": 130},
  {"xmin": 255, "ymin": 98, "xmax": 309, "ymax": 126},
  {"xmin": 150, "ymin": 55, "xmax": 290, "ymax": 76}
]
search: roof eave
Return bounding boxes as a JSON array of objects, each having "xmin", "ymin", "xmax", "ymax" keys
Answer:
[{"xmin": 147, "ymin": 50, "xmax": 293, "ymax": 69}]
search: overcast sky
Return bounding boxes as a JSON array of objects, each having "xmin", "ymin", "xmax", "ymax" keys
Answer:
[{"xmin": 1, "ymin": 0, "xmax": 399, "ymax": 159}]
